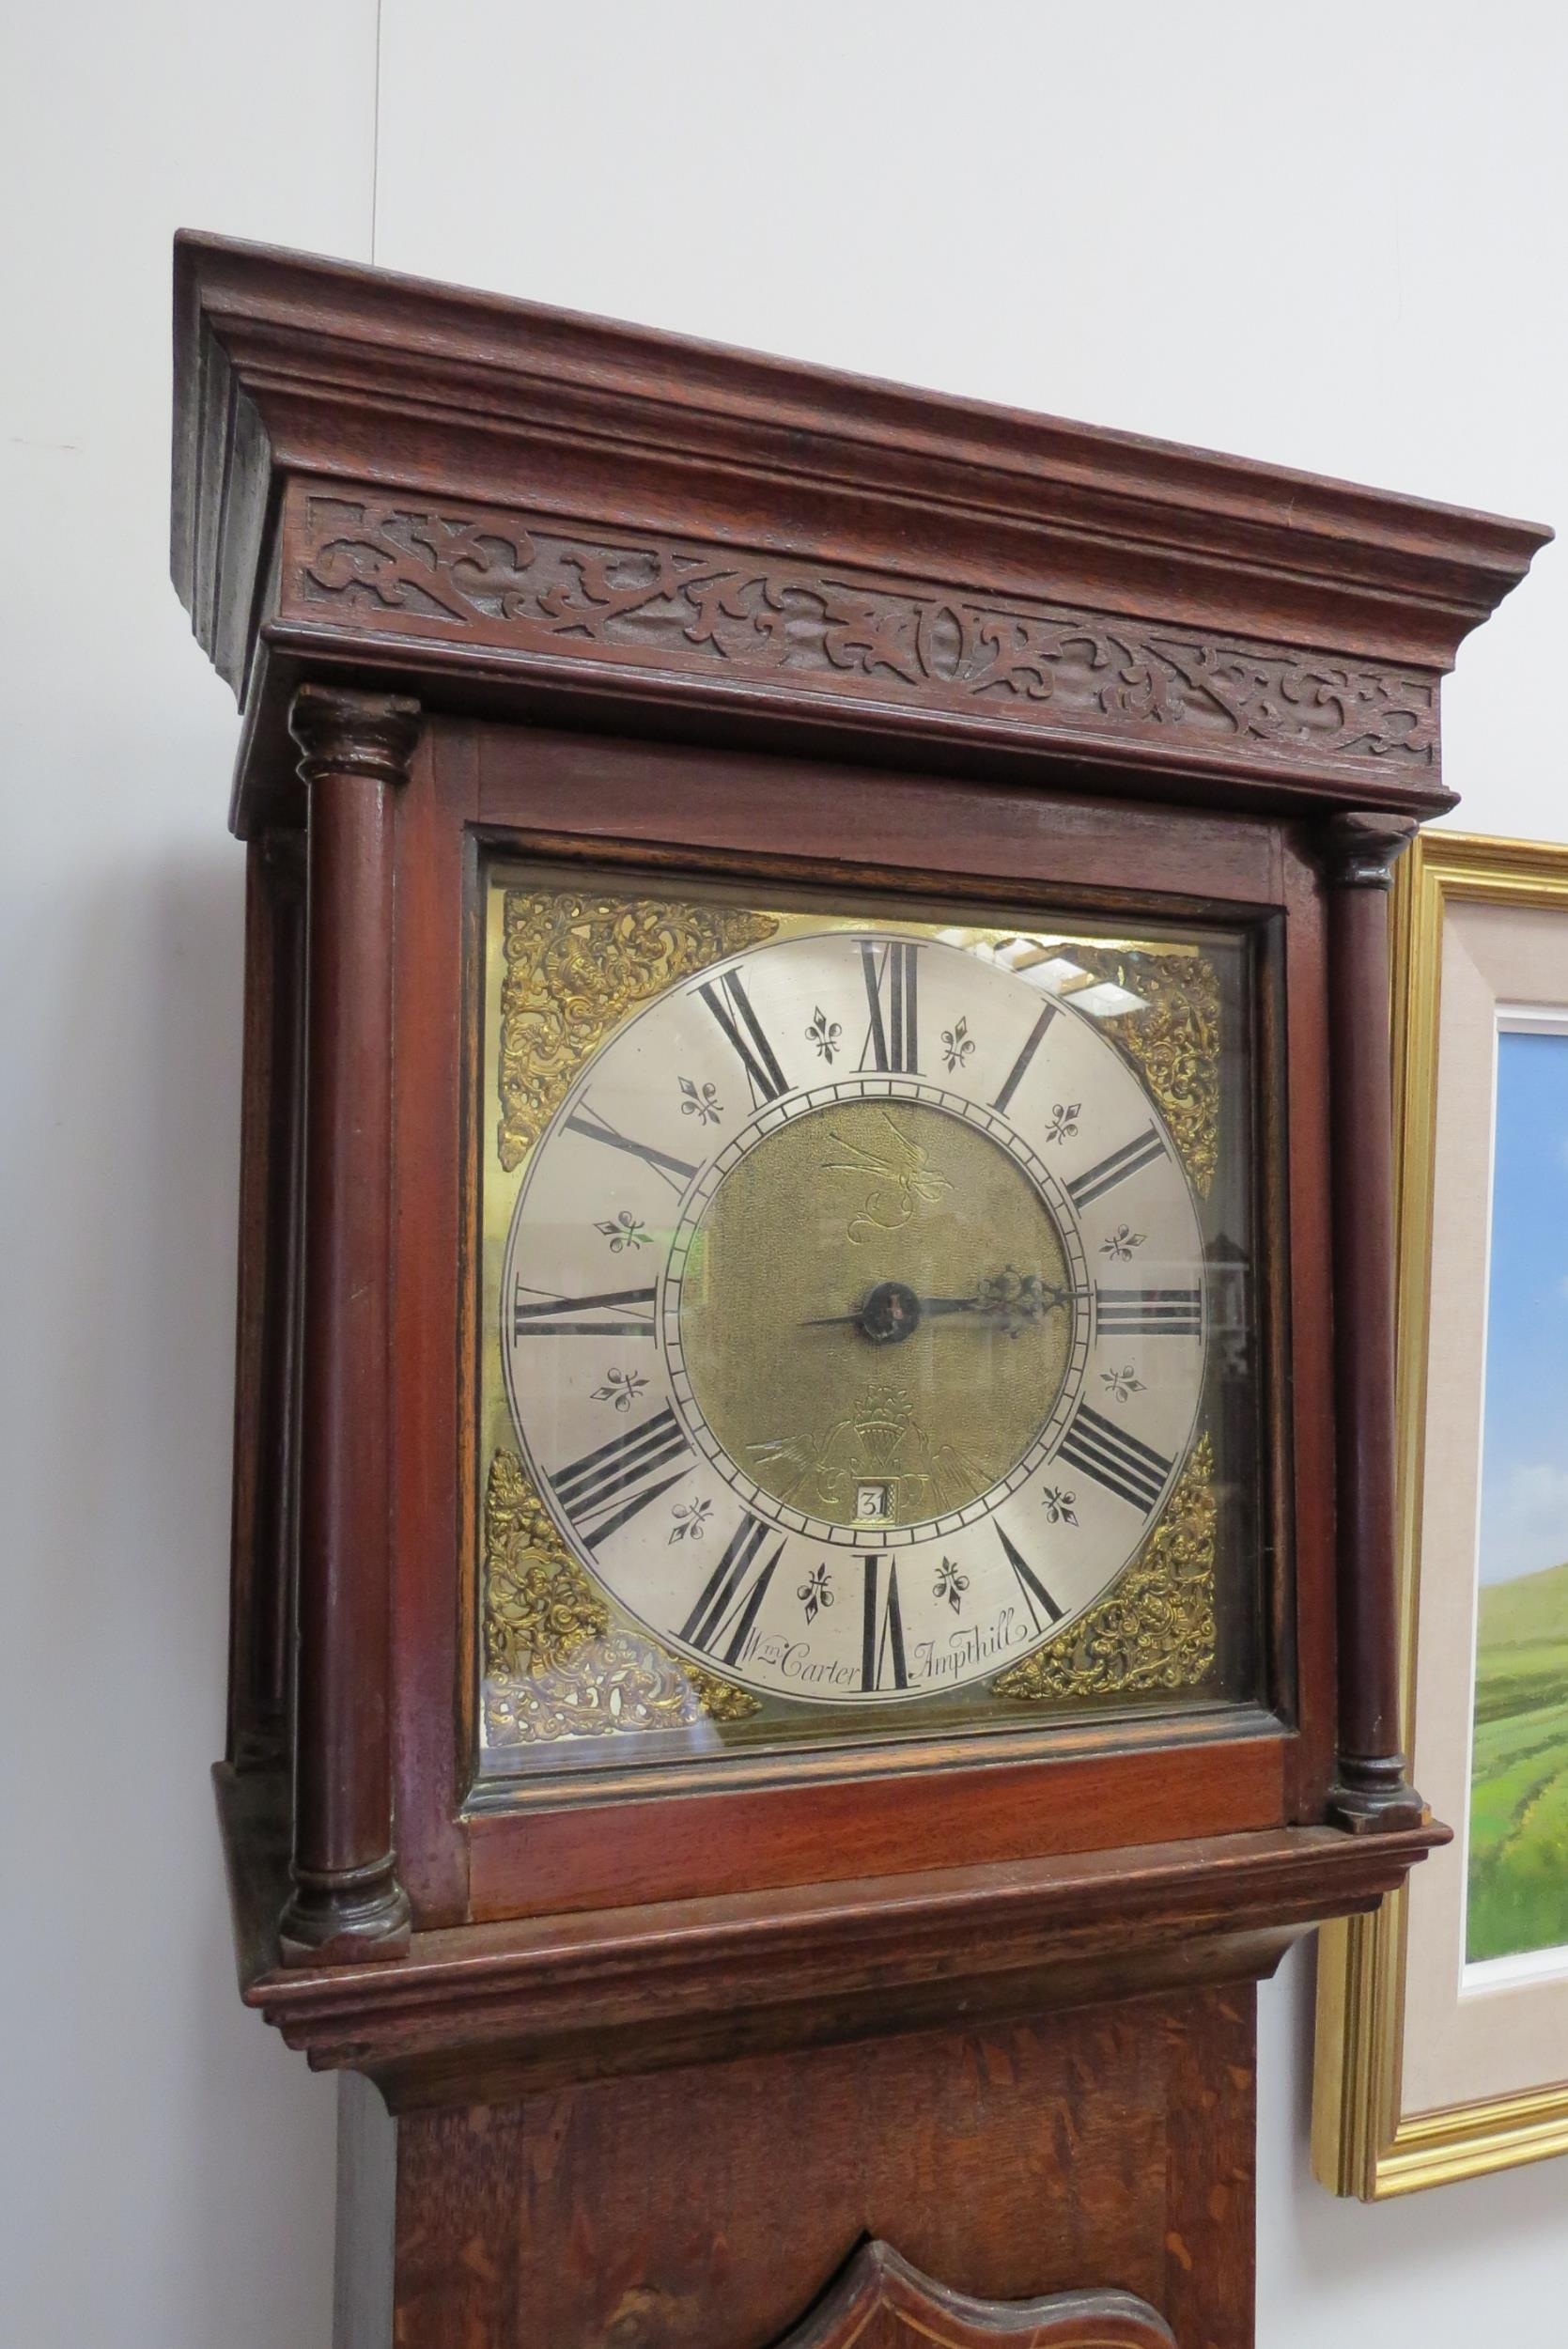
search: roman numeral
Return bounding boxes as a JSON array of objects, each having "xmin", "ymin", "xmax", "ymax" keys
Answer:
[
  {"xmin": 564, "ymin": 1102, "xmax": 700, "ymax": 1198},
  {"xmin": 1096, "ymin": 1286, "xmax": 1203, "ymax": 1337},
  {"xmin": 1065, "ymin": 1124, "xmax": 1166, "ymax": 1210},
  {"xmin": 679, "ymin": 1513, "xmax": 783, "ymax": 1666},
  {"xmin": 1057, "ymin": 1405, "xmax": 1172, "ymax": 1514},
  {"xmin": 861, "ymin": 1556, "xmax": 908, "ymax": 1691},
  {"xmin": 996, "ymin": 1525, "xmax": 1063, "ymax": 1633},
  {"xmin": 992, "ymin": 1003, "xmax": 1057, "ymax": 1115},
  {"xmin": 859, "ymin": 941, "xmax": 920, "ymax": 1075},
  {"xmin": 511, "ymin": 1282, "xmax": 658, "ymax": 1338},
  {"xmin": 696, "ymin": 971, "xmax": 789, "ymax": 1105},
  {"xmin": 549, "ymin": 1405, "xmax": 691, "ymax": 1548}
]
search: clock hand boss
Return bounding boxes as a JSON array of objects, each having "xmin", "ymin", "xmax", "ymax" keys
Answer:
[{"xmin": 800, "ymin": 1273, "xmax": 1073, "ymax": 1345}]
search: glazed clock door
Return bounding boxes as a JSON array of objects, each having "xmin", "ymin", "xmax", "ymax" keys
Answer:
[{"xmin": 475, "ymin": 871, "xmax": 1266, "ymax": 1783}]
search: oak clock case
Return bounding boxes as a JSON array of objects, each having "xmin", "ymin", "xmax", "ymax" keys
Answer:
[
  {"xmin": 478, "ymin": 874, "xmax": 1265, "ymax": 1785},
  {"xmin": 172, "ymin": 231, "xmax": 1545, "ymax": 2349}
]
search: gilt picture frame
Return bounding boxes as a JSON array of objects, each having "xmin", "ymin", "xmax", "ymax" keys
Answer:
[{"xmin": 1312, "ymin": 830, "xmax": 1568, "ymax": 2198}]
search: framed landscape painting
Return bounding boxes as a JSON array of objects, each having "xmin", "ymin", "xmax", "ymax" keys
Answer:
[
  {"xmin": 1313, "ymin": 830, "xmax": 1568, "ymax": 2198},
  {"xmin": 1467, "ymin": 1014, "xmax": 1568, "ymax": 1975}
]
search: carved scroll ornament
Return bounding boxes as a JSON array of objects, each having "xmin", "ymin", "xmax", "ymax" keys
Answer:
[{"xmin": 294, "ymin": 496, "xmax": 1438, "ymax": 775}]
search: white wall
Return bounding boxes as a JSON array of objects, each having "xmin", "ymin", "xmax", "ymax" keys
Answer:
[
  {"xmin": 0, "ymin": 10, "xmax": 376, "ymax": 2346},
  {"xmin": 5, "ymin": 7, "xmax": 1564, "ymax": 2344}
]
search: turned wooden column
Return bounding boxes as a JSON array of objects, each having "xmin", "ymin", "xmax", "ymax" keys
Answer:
[
  {"xmin": 279, "ymin": 685, "xmax": 421, "ymax": 1961},
  {"xmin": 1324, "ymin": 811, "xmax": 1425, "ymax": 1833},
  {"xmin": 228, "ymin": 829, "xmax": 307, "ymax": 1774}
]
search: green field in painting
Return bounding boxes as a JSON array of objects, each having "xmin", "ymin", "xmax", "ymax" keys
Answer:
[{"xmin": 1467, "ymin": 1557, "xmax": 1568, "ymax": 1964}]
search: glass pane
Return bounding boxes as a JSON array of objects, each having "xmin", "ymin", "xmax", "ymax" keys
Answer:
[{"xmin": 472, "ymin": 865, "xmax": 1268, "ymax": 1791}]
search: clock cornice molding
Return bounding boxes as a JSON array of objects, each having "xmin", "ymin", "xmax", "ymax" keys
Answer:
[{"xmin": 172, "ymin": 233, "xmax": 1548, "ymax": 833}]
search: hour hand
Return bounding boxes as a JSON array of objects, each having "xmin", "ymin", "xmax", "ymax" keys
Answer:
[
  {"xmin": 800, "ymin": 1271, "xmax": 1071, "ymax": 1346},
  {"xmin": 967, "ymin": 1268, "xmax": 1072, "ymax": 1332},
  {"xmin": 798, "ymin": 1279, "xmax": 924, "ymax": 1344}
]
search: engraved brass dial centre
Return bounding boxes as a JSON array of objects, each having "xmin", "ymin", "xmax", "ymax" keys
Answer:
[{"xmin": 676, "ymin": 1099, "xmax": 1075, "ymax": 1528}]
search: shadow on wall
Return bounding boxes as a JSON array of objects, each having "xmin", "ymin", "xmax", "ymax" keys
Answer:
[
  {"xmin": 1253, "ymin": 1938, "xmax": 1568, "ymax": 2348},
  {"xmin": 3, "ymin": 832, "xmax": 338, "ymax": 2346}
]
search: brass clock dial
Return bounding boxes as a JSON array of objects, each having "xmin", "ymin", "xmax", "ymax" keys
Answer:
[
  {"xmin": 501, "ymin": 926, "xmax": 1207, "ymax": 1705},
  {"xmin": 674, "ymin": 1096, "xmax": 1078, "ymax": 1529}
]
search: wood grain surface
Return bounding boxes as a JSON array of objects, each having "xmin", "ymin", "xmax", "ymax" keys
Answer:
[
  {"xmin": 763, "ymin": 2242, "xmax": 1174, "ymax": 2349},
  {"xmin": 167, "ymin": 233, "xmax": 1533, "ymax": 2349},
  {"xmin": 386, "ymin": 1992, "xmax": 1253, "ymax": 2349},
  {"xmin": 171, "ymin": 229, "xmax": 1548, "ymax": 837}
]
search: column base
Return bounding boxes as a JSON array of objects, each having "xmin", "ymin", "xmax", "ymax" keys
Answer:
[
  {"xmin": 1327, "ymin": 1753, "xmax": 1430, "ymax": 1835},
  {"xmin": 280, "ymin": 1855, "xmax": 411, "ymax": 1967}
]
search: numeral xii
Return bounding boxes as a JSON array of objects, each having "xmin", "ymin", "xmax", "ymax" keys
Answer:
[{"xmin": 860, "ymin": 941, "xmax": 920, "ymax": 1074}]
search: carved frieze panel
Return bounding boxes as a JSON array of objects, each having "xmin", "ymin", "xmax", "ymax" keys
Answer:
[{"xmin": 284, "ymin": 491, "xmax": 1439, "ymax": 782}]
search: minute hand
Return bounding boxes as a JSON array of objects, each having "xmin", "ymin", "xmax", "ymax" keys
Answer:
[
  {"xmin": 938, "ymin": 1273, "xmax": 1073, "ymax": 1330},
  {"xmin": 799, "ymin": 1272, "xmax": 1072, "ymax": 1339},
  {"xmin": 794, "ymin": 1297, "xmax": 995, "ymax": 1328},
  {"xmin": 922, "ymin": 1294, "xmax": 1034, "ymax": 1316}
]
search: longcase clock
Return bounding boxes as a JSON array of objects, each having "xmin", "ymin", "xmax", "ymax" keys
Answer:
[{"xmin": 171, "ymin": 231, "xmax": 1546, "ymax": 2348}]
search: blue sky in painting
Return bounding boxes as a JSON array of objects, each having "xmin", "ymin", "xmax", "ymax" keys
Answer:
[{"xmin": 1476, "ymin": 1027, "xmax": 1568, "ymax": 1586}]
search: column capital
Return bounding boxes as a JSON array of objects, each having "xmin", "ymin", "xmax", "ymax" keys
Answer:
[
  {"xmin": 1324, "ymin": 810, "xmax": 1420, "ymax": 891},
  {"xmin": 288, "ymin": 685, "xmax": 421, "ymax": 790}
]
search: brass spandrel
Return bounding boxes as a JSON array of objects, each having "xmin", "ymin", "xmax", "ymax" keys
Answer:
[
  {"xmin": 1098, "ymin": 951, "xmax": 1219, "ymax": 1199},
  {"xmin": 483, "ymin": 1450, "xmax": 760, "ymax": 1744},
  {"xmin": 991, "ymin": 1433, "xmax": 1217, "ymax": 1701},
  {"xmin": 497, "ymin": 889, "xmax": 780, "ymax": 1172}
]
